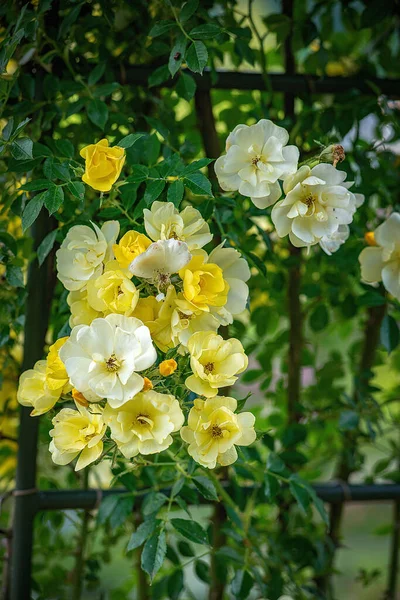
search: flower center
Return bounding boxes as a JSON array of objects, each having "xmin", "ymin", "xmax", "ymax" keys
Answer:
[
  {"xmin": 135, "ymin": 414, "xmax": 153, "ymax": 428},
  {"xmin": 251, "ymin": 154, "xmax": 265, "ymax": 166},
  {"xmin": 204, "ymin": 362, "xmax": 214, "ymax": 374},
  {"xmin": 168, "ymin": 230, "xmax": 179, "ymax": 240},
  {"xmin": 105, "ymin": 353, "xmax": 121, "ymax": 372},
  {"xmin": 211, "ymin": 425, "xmax": 223, "ymax": 438},
  {"xmin": 178, "ymin": 310, "xmax": 192, "ymax": 320},
  {"xmin": 303, "ymin": 195, "xmax": 315, "ymax": 207}
]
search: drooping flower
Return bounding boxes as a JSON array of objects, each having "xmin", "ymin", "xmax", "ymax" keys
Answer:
[
  {"xmin": 17, "ymin": 360, "xmax": 60, "ymax": 416},
  {"xmin": 86, "ymin": 263, "xmax": 139, "ymax": 316},
  {"xmin": 178, "ymin": 252, "xmax": 229, "ymax": 313},
  {"xmin": 186, "ymin": 331, "xmax": 248, "ymax": 397},
  {"xmin": 104, "ymin": 390, "xmax": 184, "ymax": 458},
  {"xmin": 80, "ymin": 139, "xmax": 125, "ymax": 192},
  {"xmin": 271, "ymin": 164, "xmax": 358, "ymax": 248},
  {"xmin": 59, "ymin": 314, "xmax": 157, "ymax": 408},
  {"xmin": 215, "ymin": 119, "xmax": 299, "ymax": 208},
  {"xmin": 49, "ymin": 404, "xmax": 106, "ymax": 471},
  {"xmin": 129, "ymin": 239, "xmax": 191, "ymax": 290},
  {"xmin": 56, "ymin": 221, "xmax": 119, "ymax": 291},
  {"xmin": 159, "ymin": 359, "xmax": 177, "ymax": 376},
  {"xmin": 359, "ymin": 212, "xmax": 400, "ymax": 300},
  {"xmin": 45, "ymin": 337, "xmax": 72, "ymax": 395},
  {"xmin": 180, "ymin": 396, "xmax": 256, "ymax": 469},
  {"xmin": 207, "ymin": 242, "xmax": 250, "ymax": 324},
  {"xmin": 144, "ymin": 201, "xmax": 212, "ymax": 249},
  {"xmin": 113, "ymin": 230, "xmax": 152, "ymax": 269}
]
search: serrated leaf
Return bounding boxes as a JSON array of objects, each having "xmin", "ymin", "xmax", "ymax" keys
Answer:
[
  {"xmin": 167, "ymin": 569, "xmax": 184, "ymax": 600},
  {"xmin": 127, "ymin": 519, "xmax": 158, "ymax": 551},
  {"xmin": 127, "ymin": 164, "xmax": 149, "ymax": 182},
  {"xmin": 185, "ymin": 41, "xmax": 208, "ymax": 74},
  {"xmin": 149, "ymin": 65, "xmax": 170, "ymax": 88},
  {"xmin": 2, "ymin": 118, "xmax": 14, "ymax": 141},
  {"xmin": 149, "ymin": 21, "xmax": 176, "ymax": 37},
  {"xmin": 171, "ymin": 518, "xmax": 209, "ymax": 545},
  {"xmin": 180, "ymin": 0, "xmax": 199, "ymax": 22},
  {"xmin": 6, "ymin": 265, "xmax": 24, "ymax": 288},
  {"xmin": 289, "ymin": 477, "xmax": 310, "ymax": 515},
  {"xmin": 66, "ymin": 181, "xmax": 85, "ymax": 201},
  {"xmin": 54, "ymin": 139, "xmax": 74, "ymax": 158},
  {"xmin": 43, "ymin": 185, "xmax": 64, "ymax": 215},
  {"xmin": 37, "ymin": 230, "xmax": 57, "ymax": 266},
  {"xmin": 169, "ymin": 34, "xmax": 187, "ymax": 77},
  {"xmin": 88, "ymin": 62, "xmax": 106, "ymax": 86},
  {"xmin": 189, "ymin": 24, "xmax": 222, "ymax": 39},
  {"xmin": 167, "ymin": 179, "xmax": 184, "ymax": 206},
  {"xmin": 10, "ymin": 138, "xmax": 33, "ymax": 160},
  {"xmin": 141, "ymin": 530, "xmax": 167, "ymax": 581},
  {"xmin": 117, "ymin": 133, "xmax": 144, "ymax": 149},
  {"xmin": 184, "ymin": 158, "xmax": 214, "ymax": 174},
  {"xmin": 22, "ymin": 195, "xmax": 44, "ymax": 232},
  {"xmin": 142, "ymin": 492, "xmax": 168, "ymax": 517},
  {"xmin": 175, "ymin": 71, "xmax": 197, "ymax": 101},
  {"xmin": 192, "ymin": 476, "xmax": 218, "ymax": 501},
  {"xmin": 184, "ymin": 172, "xmax": 213, "ymax": 196},
  {"xmin": 144, "ymin": 180, "xmax": 166, "ymax": 205},
  {"xmin": 97, "ymin": 494, "xmax": 120, "ymax": 525},
  {"xmin": 87, "ymin": 98, "xmax": 108, "ymax": 130},
  {"xmin": 20, "ymin": 179, "xmax": 51, "ymax": 192}
]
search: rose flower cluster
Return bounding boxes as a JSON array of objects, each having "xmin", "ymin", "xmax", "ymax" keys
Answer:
[{"xmin": 17, "ymin": 139, "xmax": 257, "ymax": 471}]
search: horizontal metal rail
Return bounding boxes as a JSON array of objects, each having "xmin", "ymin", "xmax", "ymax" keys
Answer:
[
  {"xmin": 125, "ymin": 66, "xmax": 400, "ymax": 97},
  {"xmin": 35, "ymin": 483, "xmax": 400, "ymax": 511}
]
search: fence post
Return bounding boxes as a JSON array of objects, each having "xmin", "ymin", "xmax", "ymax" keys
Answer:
[{"xmin": 9, "ymin": 210, "xmax": 56, "ymax": 600}]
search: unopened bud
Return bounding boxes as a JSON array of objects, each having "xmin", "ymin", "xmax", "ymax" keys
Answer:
[
  {"xmin": 319, "ymin": 144, "xmax": 345, "ymax": 167},
  {"xmin": 142, "ymin": 377, "xmax": 153, "ymax": 391},
  {"xmin": 364, "ymin": 231, "xmax": 376, "ymax": 246},
  {"xmin": 72, "ymin": 388, "xmax": 89, "ymax": 407}
]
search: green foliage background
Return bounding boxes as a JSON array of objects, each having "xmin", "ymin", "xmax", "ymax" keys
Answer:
[{"xmin": 0, "ymin": 1, "xmax": 400, "ymax": 599}]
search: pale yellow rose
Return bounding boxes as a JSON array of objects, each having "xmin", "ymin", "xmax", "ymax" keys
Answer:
[
  {"xmin": 45, "ymin": 337, "xmax": 71, "ymax": 394},
  {"xmin": 143, "ymin": 201, "xmax": 212, "ymax": 249},
  {"xmin": 49, "ymin": 404, "xmax": 106, "ymax": 471},
  {"xmin": 178, "ymin": 252, "xmax": 229, "ymax": 312},
  {"xmin": 86, "ymin": 264, "xmax": 139, "ymax": 316},
  {"xmin": 113, "ymin": 230, "xmax": 152, "ymax": 269},
  {"xmin": 17, "ymin": 360, "xmax": 60, "ymax": 416},
  {"xmin": 80, "ymin": 139, "xmax": 125, "ymax": 192},
  {"xmin": 186, "ymin": 331, "xmax": 248, "ymax": 397},
  {"xmin": 67, "ymin": 289, "xmax": 103, "ymax": 327},
  {"xmin": 132, "ymin": 286, "xmax": 176, "ymax": 352},
  {"xmin": 180, "ymin": 396, "xmax": 256, "ymax": 469},
  {"xmin": 104, "ymin": 390, "xmax": 184, "ymax": 458},
  {"xmin": 170, "ymin": 294, "xmax": 220, "ymax": 350}
]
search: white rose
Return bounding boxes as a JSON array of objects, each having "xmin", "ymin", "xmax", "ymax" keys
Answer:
[
  {"xmin": 359, "ymin": 212, "xmax": 400, "ymax": 300},
  {"xmin": 59, "ymin": 314, "xmax": 157, "ymax": 408},
  {"xmin": 215, "ymin": 119, "xmax": 299, "ymax": 209},
  {"xmin": 319, "ymin": 224, "xmax": 350, "ymax": 255},
  {"xmin": 129, "ymin": 239, "xmax": 191, "ymax": 287},
  {"xmin": 144, "ymin": 201, "xmax": 212, "ymax": 249},
  {"xmin": 272, "ymin": 164, "xmax": 358, "ymax": 248},
  {"xmin": 56, "ymin": 221, "xmax": 120, "ymax": 291}
]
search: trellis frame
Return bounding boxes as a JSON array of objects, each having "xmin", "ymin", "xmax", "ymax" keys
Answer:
[{"xmin": 7, "ymin": 67, "xmax": 400, "ymax": 600}]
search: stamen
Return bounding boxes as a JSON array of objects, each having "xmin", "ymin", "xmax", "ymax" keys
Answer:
[
  {"xmin": 105, "ymin": 353, "xmax": 120, "ymax": 372},
  {"xmin": 204, "ymin": 362, "xmax": 214, "ymax": 374}
]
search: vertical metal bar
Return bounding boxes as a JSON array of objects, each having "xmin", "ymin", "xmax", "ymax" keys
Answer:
[{"xmin": 9, "ymin": 211, "xmax": 56, "ymax": 600}]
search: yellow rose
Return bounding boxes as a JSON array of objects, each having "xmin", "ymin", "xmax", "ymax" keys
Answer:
[
  {"xmin": 186, "ymin": 331, "xmax": 248, "ymax": 397},
  {"xmin": 86, "ymin": 265, "xmax": 139, "ymax": 316},
  {"xmin": 178, "ymin": 253, "xmax": 229, "ymax": 312},
  {"xmin": 80, "ymin": 139, "xmax": 125, "ymax": 192},
  {"xmin": 159, "ymin": 359, "xmax": 177, "ymax": 377},
  {"xmin": 103, "ymin": 390, "xmax": 184, "ymax": 458},
  {"xmin": 132, "ymin": 286, "xmax": 176, "ymax": 352},
  {"xmin": 46, "ymin": 337, "xmax": 71, "ymax": 394},
  {"xmin": 17, "ymin": 360, "xmax": 60, "ymax": 416},
  {"xmin": 49, "ymin": 404, "xmax": 106, "ymax": 471},
  {"xmin": 67, "ymin": 289, "xmax": 103, "ymax": 327},
  {"xmin": 113, "ymin": 230, "xmax": 152, "ymax": 269},
  {"xmin": 180, "ymin": 396, "xmax": 256, "ymax": 468}
]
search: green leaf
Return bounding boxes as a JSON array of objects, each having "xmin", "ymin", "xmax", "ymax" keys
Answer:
[
  {"xmin": 167, "ymin": 569, "xmax": 184, "ymax": 600},
  {"xmin": 309, "ymin": 304, "xmax": 329, "ymax": 332},
  {"xmin": 37, "ymin": 230, "xmax": 57, "ymax": 266},
  {"xmin": 43, "ymin": 185, "xmax": 64, "ymax": 215},
  {"xmin": 195, "ymin": 559, "xmax": 209, "ymax": 583},
  {"xmin": 59, "ymin": 4, "xmax": 82, "ymax": 39},
  {"xmin": 109, "ymin": 495, "xmax": 134, "ymax": 529},
  {"xmin": 149, "ymin": 21, "xmax": 176, "ymax": 37},
  {"xmin": 167, "ymin": 179, "xmax": 184, "ymax": 206},
  {"xmin": 149, "ymin": 65, "xmax": 170, "ymax": 87},
  {"xmin": 2, "ymin": 118, "xmax": 14, "ymax": 141},
  {"xmin": 142, "ymin": 492, "xmax": 168, "ymax": 517},
  {"xmin": 22, "ymin": 195, "xmax": 44, "ymax": 232},
  {"xmin": 20, "ymin": 179, "xmax": 51, "ymax": 192},
  {"xmin": 189, "ymin": 24, "xmax": 222, "ymax": 39},
  {"xmin": 184, "ymin": 158, "xmax": 214, "ymax": 174},
  {"xmin": 10, "ymin": 138, "xmax": 33, "ymax": 160},
  {"xmin": 54, "ymin": 139, "xmax": 74, "ymax": 158},
  {"xmin": 88, "ymin": 62, "xmax": 106, "ymax": 86},
  {"xmin": 246, "ymin": 251, "xmax": 266, "ymax": 277},
  {"xmin": 171, "ymin": 518, "xmax": 209, "ymax": 545},
  {"xmin": 359, "ymin": 291, "xmax": 386, "ymax": 307},
  {"xmin": 264, "ymin": 14, "xmax": 291, "ymax": 42},
  {"xmin": 169, "ymin": 34, "xmax": 187, "ymax": 77},
  {"xmin": 141, "ymin": 530, "xmax": 167, "ymax": 581},
  {"xmin": 231, "ymin": 569, "xmax": 254, "ymax": 599},
  {"xmin": 0, "ymin": 232, "xmax": 17, "ymax": 256},
  {"xmin": 184, "ymin": 172, "xmax": 213, "ymax": 196},
  {"xmin": 127, "ymin": 165, "xmax": 149, "ymax": 182},
  {"xmin": 380, "ymin": 314, "xmax": 399, "ymax": 354},
  {"xmin": 192, "ymin": 476, "xmax": 218, "ymax": 501},
  {"xmin": 87, "ymin": 99, "xmax": 108, "ymax": 130},
  {"xmin": 185, "ymin": 41, "xmax": 208, "ymax": 74},
  {"xmin": 178, "ymin": 540, "xmax": 194, "ymax": 557},
  {"xmin": 266, "ymin": 452, "xmax": 286, "ymax": 474},
  {"xmin": 43, "ymin": 158, "xmax": 70, "ymax": 181},
  {"xmin": 127, "ymin": 519, "xmax": 159, "ymax": 551},
  {"xmin": 97, "ymin": 494, "xmax": 120, "ymax": 525},
  {"xmin": 66, "ymin": 181, "xmax": 85, "ymax": 201},
  {"xmin": 339, "ymin": 410, "xmax": 359, "ymax": 431},
  {"xmin": 180, "ymin": 0, "xmax": 199, "ymax": 22},
  {"xmin": 175, "ymin": 71, "xmax": 197, "ymax": 101},
  {"xmin": 6, "ymin": 265, "xmax": 24, "ymax": 288},
  {"xmin": 117, "ymin": 133, "xmax": 144, "ymax": 149},
  {"xmin": 264, "ymin": 473, "xmax": 280, "ymax": 500},
  {"xmin": 289, "ymin": 476, "xmax": 310, "ymax": 515},
  {"xmin": 144, "ymin": 180, "xmax": 166, "ymax": 205}
]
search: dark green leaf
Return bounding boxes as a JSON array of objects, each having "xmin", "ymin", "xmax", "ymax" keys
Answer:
[
  {"xmin": 169, "ymin": 35, "xmax": 187, "ymax": 77},
  {"xmin": 289, "ymin": 477, "xmax": 310, "ymax": 515},
  {"xmin": 266, "ymin": 452, "xmax": 286, "ymax": 474},
  {"xmin": 185, "ymin": 41, "xmax": 208, "ymax": 74},
  {"xmin": 2, "ymin": 118, "xmax": 14, "ymax": 141},
  {"xmin": 171, "ymin": 518, "xmax": 209, "ymax": 545},
  {"xmin": 339, "ymin": 410, "xmax": 359, "ymax": 431},
  {"xmin": 20, "ymin": 179, "xmax": 51, "ymax": 192},
  {"xmin": 195, "ymin": 559, "xmax": 209, "ymax": 582},
  {"xmin": 87, "ymin": 99, "xmax": 108, "ymax": 130},
  {"xmin": 141, "ymin": 530, "xmax": 167, "ymax": 581},
  {"xmin": 309, "ymin": 304, "xmax": 329, "ymax": 332},
  {"xmin": 149, "ymin": 21, "xmax": 176, "ymax": 37},
  {"xmin": 88, "ymin": 63, "xmax": 106, "ymax": 86},
  {"xmin": 144, "ymin": 180, "xmax": 166, "ymax": 205},
  {"xmin": 167, "ymin": 569, "xmax": 184, "ymax": 600},
  {"xmin": 43, "ymin": 185, "xmax": 64, "ymax": 215},
  {"xmin": 380, "ymin": 314, "xmax": 399, "ymax": 354},
  {"xmin": 127, "ymin": 518, "xmax": 158, "ymax": 551},
  {"xmin": 184, "ymin": 172, "xmax": 213, "ymax": 196},
  {"xmin": 184, "ymin": 158, "xmax": 214, "ymax": 174},
  {"xmin": 175, "ymin": 72, "xmax": 197, "ymax": 101},
  {"xmin": 231, "ymin": 569, "xmax": 253, "ymax": 599},
  {"xmin": 6, "ymin": 265, "xmax": 24, "ymax": 288},
  {"xmin": 54, "ymin": 139, "xmax": 74, "ymax": 158},
  {"xmin": 192, "ymin": 476, "xmax": 218, "ymax": 501},
  {"xmin": 10, "ymin": 138, "xmax": 33, "ymax": 160},
  {"xmin": 22, "ymin": 195, "xmax": 44, "ymax": 232},
  {"xmin": 66, "ymin": 181, "xmax": 85, "ymax": 201},
  {"xmin": 37, "ymin": 230, "xmax": 57, "ymax": 266},
  {"xmin": 149, "ymin": 65, "xmax": 170, "ymax": 87},
  {"xmin": 189, "ymin": 24, "xmax": 222, "ymax": 39},
  {"xmin": 180, "ymin": 0, "xmax": 199, "ymax": 22},
  {"xmin": 118, "ymin": 133, "xmax": 144, "ymax": 149},
  {"xmin": 167, "ymin": 179, "xmax": 184, "ymax": 206},
  {"xmin": 142, "ymin": 492, "xmax": 168, "ymax": 517}
]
